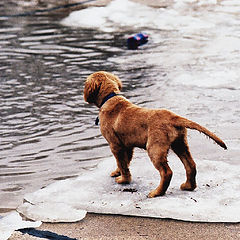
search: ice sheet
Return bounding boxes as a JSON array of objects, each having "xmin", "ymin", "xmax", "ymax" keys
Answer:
[
  {"xmin": 61, "ymin": 0, "xmax": 216, "ymax": 32},
  {"xmin": 18, "ymin": 150, "xmax": 240, "ymax": 223},
  {"xmin": 0, "ymin": 211, "xmax": 41, "ymax": 240}
]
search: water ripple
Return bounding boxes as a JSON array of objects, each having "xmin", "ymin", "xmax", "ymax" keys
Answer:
[{"xmin": 0, "ymin": 8, "xmax": 121, "ymax": 208}]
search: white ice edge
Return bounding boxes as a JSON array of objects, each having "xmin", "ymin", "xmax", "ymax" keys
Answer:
[
  {"xmin": 17, "ymin": 151, "xmax": 240, "ymax": 223},
  {"xmin": 61, "ymin": 0, "xmax": 217, "ymax": 32},
  {"xmin": 18, "ymin": 203, "xmax": 87, "ymax": 223},
  {"xmin": 61, "ymin": 0, "xmax": 239, "ymax": 32},
  {"xmin": 0, "ymin": 211, "xmax": 41, "ymax": 240}
]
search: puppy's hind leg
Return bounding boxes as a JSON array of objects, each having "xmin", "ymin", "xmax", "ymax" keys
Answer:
[
  {"xmin": 110, "ymin": 146, "xmax": 133, "ymax": 184},
  {"xmin": 171, "ymin": 134, "xmax": 197, "ymax": 191},
  {"xmin": 147, "ymin": 144, "xmax": 173, "ymax": 198}
]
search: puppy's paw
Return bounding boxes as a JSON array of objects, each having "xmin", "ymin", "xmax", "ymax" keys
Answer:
[
  {"xmin": 110, "ymin": 169, "xmax": 121, "ymax": 177},
  {"xmin": 148, "ymin": 189, "xmax": 165, "ymax": 198},
  {"xmin": 180, "ymin": 182, "xmax": 196, "ymax": 191},
  {"xmin": 115, "ymin": 176, "xmax": 131, "ymax": 184}
]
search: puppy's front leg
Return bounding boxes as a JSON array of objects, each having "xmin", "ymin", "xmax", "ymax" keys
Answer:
[{"xmin": 110, "ymin": 146, "xmax": 133, "ymax": 184}]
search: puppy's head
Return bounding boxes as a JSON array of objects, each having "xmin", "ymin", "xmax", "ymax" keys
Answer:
[{"xmin": 84, "ymin": 71, "xmax": 122, "ymax": 107}]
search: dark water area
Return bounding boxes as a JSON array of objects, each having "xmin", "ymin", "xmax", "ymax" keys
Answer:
[
  {"xmin": 0, "ymin": 0, "xmax": 239, "ymax": 211},
  {"xmin": 0, "ymin": 2, "xmax": 126, "ymax": 210}
]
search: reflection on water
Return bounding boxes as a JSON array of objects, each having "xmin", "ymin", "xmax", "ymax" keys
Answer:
[{"xmin": 0, "ymin": 0, "xmax": 240, "ymax": 210}]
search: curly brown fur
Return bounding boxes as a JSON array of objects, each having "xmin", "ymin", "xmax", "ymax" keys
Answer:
[{"xmin": 84, "ymin": 71, "xmax": 227, "ymax": 197}]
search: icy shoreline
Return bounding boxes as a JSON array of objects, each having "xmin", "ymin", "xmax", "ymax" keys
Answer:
[{"xmin": 17, "ymin": 151, "xmax": 240, "ymax": 223}]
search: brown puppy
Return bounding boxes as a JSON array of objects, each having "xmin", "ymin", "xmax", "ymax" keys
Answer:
[{"xmin": 84, "ymin": 71, "xmax": 227, "ymax": 198}]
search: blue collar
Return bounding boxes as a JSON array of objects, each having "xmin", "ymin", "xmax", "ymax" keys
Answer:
[
  {"xmin": 100, "ymin": 92, "xmax": 119, "ymax": 107},
  {"xmin": 95, "ymin": 92, "xmax": 120, "ymax": 125}
]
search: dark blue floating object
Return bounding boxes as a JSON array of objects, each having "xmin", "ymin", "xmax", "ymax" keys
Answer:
[{"xmin": 127, "ymin": 33, "xmax": 148, "ymax": 50}]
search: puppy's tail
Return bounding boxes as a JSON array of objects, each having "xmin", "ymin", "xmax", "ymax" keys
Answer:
[{"xmin": 175, "ymin": 117, "xmax": 227, "ymax": 150}]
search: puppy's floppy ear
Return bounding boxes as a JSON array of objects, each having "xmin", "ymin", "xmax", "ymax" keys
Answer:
[
  {"xmin": 106, "ymin": 72, "xmax": 122, "ymax": 91},
  {"xmin": 115, "ymin": 75, "xmax": 122, "ymax": 91},
  {"xmin": 84, "ymin": 75, "xmax": 102, "ymax": 104}
]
